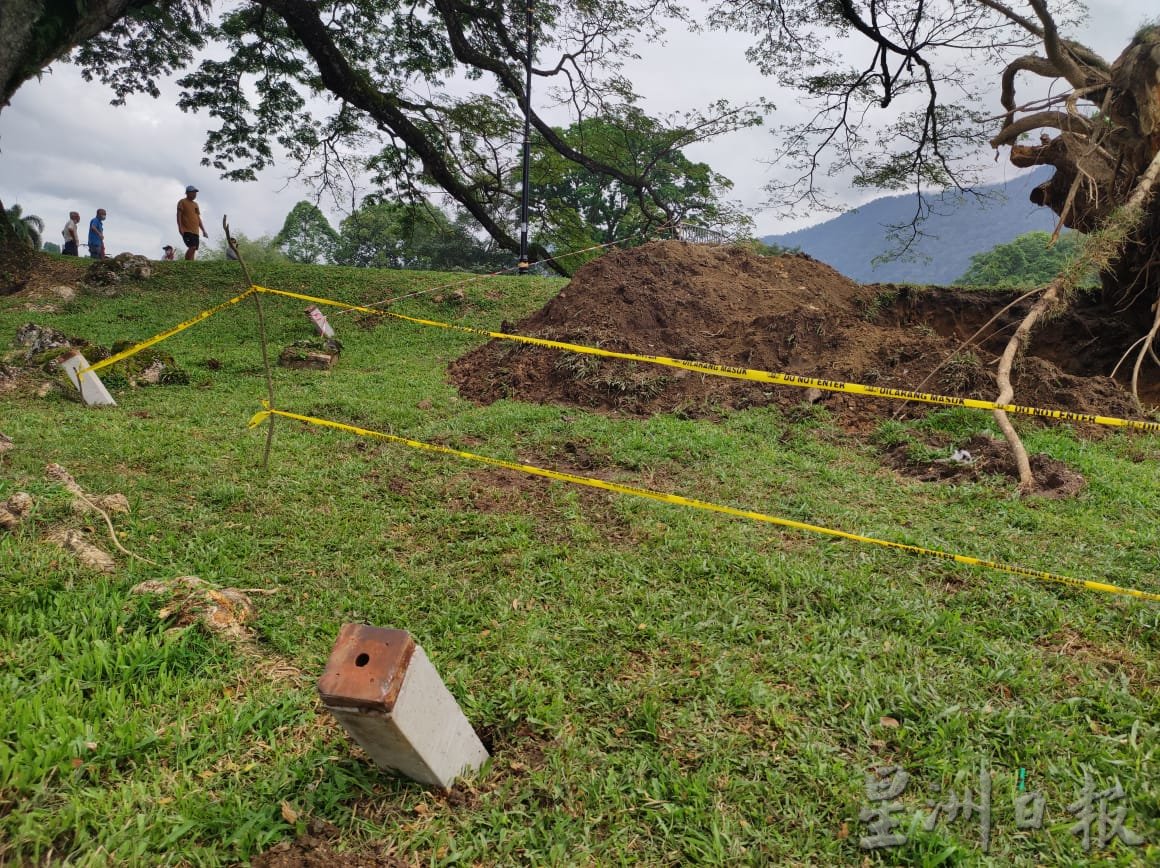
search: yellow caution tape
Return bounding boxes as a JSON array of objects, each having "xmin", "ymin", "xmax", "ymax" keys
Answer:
[
  {"xmin": 247, "ymin": 402, "xmax": 1160, "ymax": 603},
  {"xmin": 251, "ymin": 285, "xmax": 1160, "ymax": 434},
  {"xmin": 80, "ymin": 287, "xmax": 258, "ymax": 374}
]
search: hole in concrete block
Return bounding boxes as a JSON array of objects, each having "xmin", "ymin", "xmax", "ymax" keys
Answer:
[{"xmin": 355, "ymin": 652, "xmax": 370, "ymax": 667}]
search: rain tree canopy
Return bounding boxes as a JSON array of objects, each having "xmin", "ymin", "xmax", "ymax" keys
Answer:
[
  {"xmin": 24, "ymin": 0, "xmax": 765, "ymax": 274},
  {"xmin": 273, "ymin": 201, "xmax": 340, "ymax": 264}
]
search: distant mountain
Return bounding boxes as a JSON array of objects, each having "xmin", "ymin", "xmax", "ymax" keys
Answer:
[{"xmin": 761, "ymin": 167, "xmax": 1058, "ymax": 285}]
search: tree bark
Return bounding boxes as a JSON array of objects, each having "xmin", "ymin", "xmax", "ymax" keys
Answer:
[{"xmin": 0, "ymin": 0, "xmax": 148, "ymax": 109}]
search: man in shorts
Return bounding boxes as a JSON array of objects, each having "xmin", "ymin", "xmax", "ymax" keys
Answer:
[{"xmin": 177, "ymin": 185, "xmax": 208, "ymax": 260}]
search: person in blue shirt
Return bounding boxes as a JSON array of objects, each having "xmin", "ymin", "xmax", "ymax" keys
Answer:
[{"xmin": 88, "ymin": 208, "xmax": 107, "ymax": 259}]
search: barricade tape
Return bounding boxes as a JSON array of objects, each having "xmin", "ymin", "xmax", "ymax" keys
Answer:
[
  {"xmin": 72, "ymin": 278, "xmax": 1160, "ymax": 435},
  {"xmin": 251, "ymin": 285, "xmax": 1160, "ymax": 434},
  {"xmin": 80, "ymin": 287, "xmax": 257, "ymax": 375},
  {"xmin": 246, "ymin": 401, "xmax": 1160, "ymax": 603}
]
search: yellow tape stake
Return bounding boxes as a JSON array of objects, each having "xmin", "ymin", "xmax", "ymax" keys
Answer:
[
  {"xmin": 251, "ymin": 285, "xmax": 1160, "ymax": 434},
  {"xmin": 81, "ymin": 287, "xmax": 257, "ymax": 374},
  {"xmin": 247, "ymin": 402, "xmax": 1160, "ymax": 603}
]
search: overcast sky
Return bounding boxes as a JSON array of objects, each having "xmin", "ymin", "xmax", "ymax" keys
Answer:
[{"xmin": 0, "ymin": 1, "xmax": 1148, "ymax": 259}]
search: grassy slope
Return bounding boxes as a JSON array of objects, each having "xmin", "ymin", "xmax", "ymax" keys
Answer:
[{"xmin": 1, "ymin": 257, "xmax": 1157, "ymax": 866}]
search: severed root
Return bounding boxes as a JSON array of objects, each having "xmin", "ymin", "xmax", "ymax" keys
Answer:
[
  {"xmin": 993, "ymin": 282, "xmax": 1065, "ymax": 492},
  {"xmin": 44, "ymin": 463, "xmax": 129, "ymax": 515},
  {"xmin": 132, "ymin": 576, "xmax": 265, "ymax": 643},
  {"xmin": 45, "ymin": 527, "xmax": 117, "ymax": 573},
  {"xmin": 44, "ymin": 463, "xmax": 158, "ymax": 567},
  {"xmin": 0, "ymin": 492, "xmax": 34, "ymax": 531}
]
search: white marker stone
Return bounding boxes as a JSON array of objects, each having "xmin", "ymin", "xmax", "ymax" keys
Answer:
[
  {"xmin": 318, "ymin": 624, "xmax": 489, "ymax": 790},
  {"xmin": 57, "ymin": 350, "xmax": 117, "ymax": 406}
]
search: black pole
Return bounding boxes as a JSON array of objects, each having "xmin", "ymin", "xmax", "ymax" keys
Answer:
[{"xmin": 518, "ymin": 1, "xmax": 533, "ymax": 274}]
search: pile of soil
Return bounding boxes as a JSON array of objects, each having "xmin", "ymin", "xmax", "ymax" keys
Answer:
[{"xmin": 450, "ymin": 240, "xmax": 1156, "ymax": 432}]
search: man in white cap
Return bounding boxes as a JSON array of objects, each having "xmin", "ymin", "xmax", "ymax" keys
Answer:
[{"xmin": 176, "ymin": 184, "xmax": 208, "ymax": 260}]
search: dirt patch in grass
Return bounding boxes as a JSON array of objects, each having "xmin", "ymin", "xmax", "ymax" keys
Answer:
[
  {"xmin": 449, "ymin": 240, "xmax": 1155, "ymax": 437},
  {"xmin": 1037, "ymin": 627, "xmax": 1153, "ymax": 686},
  {"xmin": 882, "ymin": 432, "xmax": 1086, "ymax": 497},
  {"xmin": 252, "ymin": 819, "xmax": 410, "ymax": 868}
]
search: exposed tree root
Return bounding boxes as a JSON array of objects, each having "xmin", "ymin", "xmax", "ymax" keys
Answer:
[
  {"xmin": 993, "ymin": 282, "xmax": 1065, "ymax": 491},
  {"xmin": 1130, "ymin": 297, "xmax": 1160, "ymax": 408},
  {"xmin": 0, "ymin": 491, "xmax": 34, "ymax": 531},
  {"xmin": 45, "ymin": 462, "xmax": 160, "ymax": 568},
  {"xmin": 995, "ymin": 148, "xmax": 1160, "ymax": 491}
]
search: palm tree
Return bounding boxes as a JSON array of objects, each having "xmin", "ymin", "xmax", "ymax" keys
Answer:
[{"xmin": 5, "ymin": 204, "xmax": 44, "ymax": 250}]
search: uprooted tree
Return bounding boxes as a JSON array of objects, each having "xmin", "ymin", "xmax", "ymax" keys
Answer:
[{"xmin": 712, "ymin": 0, "xmax": 1160, "ymax": 488}]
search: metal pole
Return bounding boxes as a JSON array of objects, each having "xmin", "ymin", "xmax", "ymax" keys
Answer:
[{"xmin": 518, "ymin": 1, "xmax": 533, "ymax": 275}]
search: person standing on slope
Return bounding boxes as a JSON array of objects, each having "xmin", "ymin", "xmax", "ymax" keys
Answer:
[
  {"xmin": 87, "ymin": 208, "xmax": 107, "ymax": 259},
  {"xmin": 177, "ymin": 184, "xmax": 208, "ymax": 260},
  {"xmin": 61, "ymin": 211, "xmax": 80, "ymax": 256}
]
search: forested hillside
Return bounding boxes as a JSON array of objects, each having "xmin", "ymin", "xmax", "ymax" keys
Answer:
[{"xmin": 762, "ymin": 167, "xmax": 1057, "ymax": 284}]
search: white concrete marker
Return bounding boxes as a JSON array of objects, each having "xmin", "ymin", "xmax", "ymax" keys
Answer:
[
  {"xmin": 305, "ymin": 305, "xmax": 336, "ymax": 339},
  {"xmin": 57, "ymin": 350, "xmax": 117, "ymax": 406},
  {"xmin": 318, "ymin": 624, "xmax": 489, "ymax": 790}
]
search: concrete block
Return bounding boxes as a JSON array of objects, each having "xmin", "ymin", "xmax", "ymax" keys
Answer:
[
  {"xmin": 57, "ymin": 350, "xmax": 117, "ymax": 406},
  {"xmin": 318, "ymin": 624, "xmax": 489, "ymax": 789},
  {"xmin": 278, "ymin": 345, "xmax": 338, "ymax": 370}
]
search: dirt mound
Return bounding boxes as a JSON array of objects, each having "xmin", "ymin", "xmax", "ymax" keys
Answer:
[
  {"xmin": 449, "ymin": 240, "xmax": 1155, "ymax": 431},
  {"xmin": 884, "ymin": 433, "xmax": 1086, "ymax": 498}
]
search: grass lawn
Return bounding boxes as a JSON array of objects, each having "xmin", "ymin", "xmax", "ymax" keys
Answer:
[{"xmin": 1, "ymin": 257, "xmax": 1157, "ymax": 866}]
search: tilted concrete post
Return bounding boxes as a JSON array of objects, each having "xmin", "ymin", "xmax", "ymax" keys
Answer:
[
  {"xmin": 57, "ymin": 350, "xmax": 117, "ymax": 406},
  {"xmin": 317, "ymin": 624, "xmax": 489, "ymax": 789},
  {"xmin": 305, "ymin": 305, "xmax": 336, "ymax": 339}
]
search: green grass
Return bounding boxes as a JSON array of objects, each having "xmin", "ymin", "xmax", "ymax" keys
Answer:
[{"xmin": 1, "ymin": 257, "xmax": 1158, "ymax": 865}]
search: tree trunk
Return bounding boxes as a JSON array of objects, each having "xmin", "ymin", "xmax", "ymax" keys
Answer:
[{"xmin": 0, "ymin": 0, "xmax": 145, "ymax": 109}]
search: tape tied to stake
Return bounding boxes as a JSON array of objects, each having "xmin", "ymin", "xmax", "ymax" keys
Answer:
[
  {"xmin": 249, "ymin": 285, "xmax": 1160, "ymax": 434},
  {"xmin": 247, "ymin": 402, "xmax": 1160, "ymax": 604}
]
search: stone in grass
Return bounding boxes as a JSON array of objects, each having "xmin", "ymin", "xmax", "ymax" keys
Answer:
[
  {"xmin": 103, "ymin": 342, "xmax": 190, "ymax": 388},
  {"xmin": 279, "ymin": 337, "xmax": 342, "ymax": 371},
  {"xmin": 83, "ymin": 253, "xmax": 153, "ymax": 293}
]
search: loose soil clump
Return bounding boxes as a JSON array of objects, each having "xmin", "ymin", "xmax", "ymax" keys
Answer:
[{"xmin": 450, "ymin": 240, "xmax": 1156, "ymax": 429}]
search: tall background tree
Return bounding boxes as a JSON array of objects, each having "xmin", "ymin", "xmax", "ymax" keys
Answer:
[
  {"xmin": 331, "ymin": 200, "xmax": 510, "ymax": 272},
  {"xmin": 273, "ymin": 201, "xmax": 340, "ymax": 264},
  {"xmin": 529, "ymin": 109, "xmax": 753, "ymax": 272}
]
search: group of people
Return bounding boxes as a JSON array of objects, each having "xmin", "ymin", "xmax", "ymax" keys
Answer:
[
  {"xmin": 59, "ymin": 209, "xmax": 107, "ymax": 258},
  {"xmin": 59, "ymin": 185, "xmax": 209, "ymax": 261}
]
